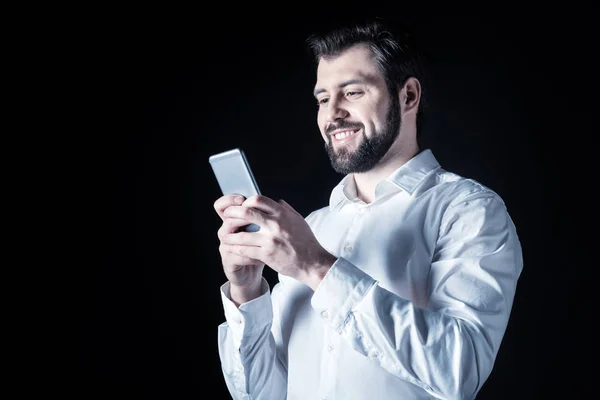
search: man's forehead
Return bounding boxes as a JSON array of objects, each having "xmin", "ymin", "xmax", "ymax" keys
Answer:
[{"xmin": 314, "ymin": 45, "xmax": 381, "ymax": 90}]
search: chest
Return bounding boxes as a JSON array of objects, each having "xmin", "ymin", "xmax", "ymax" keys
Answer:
[{"xmin": 312, "ymin": 198, "xmax": 442, "ymax": 307}]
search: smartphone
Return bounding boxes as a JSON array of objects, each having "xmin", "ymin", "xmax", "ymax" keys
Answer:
[{"xmin": 209, "ymin": 148, "xmax": 261, "ymax": 232}]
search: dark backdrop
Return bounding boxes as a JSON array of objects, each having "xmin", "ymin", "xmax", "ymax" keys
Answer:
[{"xmin": 74, "ymin": 13, "xmax": 590, "ymax": 399}]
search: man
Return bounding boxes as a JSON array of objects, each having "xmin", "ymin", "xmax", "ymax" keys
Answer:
[{"xmin": 213, "ymin": 18, "xmax": 523, "ymax": 400}]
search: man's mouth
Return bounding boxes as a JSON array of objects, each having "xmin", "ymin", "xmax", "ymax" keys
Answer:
[{"xmin": 331, "ymin": 129, "xmax": 359, "ymax": 141}]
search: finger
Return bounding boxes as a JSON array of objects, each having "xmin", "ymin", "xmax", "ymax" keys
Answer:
[
  {"xmin": 223, "ymin": 205, "xmax": 267, "ymax": 227},
  {"xmin": 221, "ymin": 243, "xmax": 261, "ymax": 260},
  {"xmin": 214, "ymin": 195, "xmax": 246, "ymax": 219},
  {"xmin": 222, "ymin": 230, "xmax": 263, "ymax": 247},
  {"xmin": 242, "ymin": 195, "xmax": 284, "ymax": 215},
  {"xmin": 218, "ymin": 218, "xmax": 254, "ymax": 239}
]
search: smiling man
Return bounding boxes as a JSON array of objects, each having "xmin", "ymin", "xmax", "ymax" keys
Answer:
[
  {"xmin": 213, "ymin": 17, "xmax": 523, "ymax": 400},
  {"xmin": 316, "ymin": 52, "xmax": 403, "ymax": 177},
  {"xmin": 315, "ymin": 41, "xmax": 413, "ymax": 202}
]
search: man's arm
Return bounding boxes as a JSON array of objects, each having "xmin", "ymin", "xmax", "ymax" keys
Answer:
[
  {"xmin": 214, "ymin": 194, "xmax": 287, "ymax": 399},
  {"xmin": 310, "ymin": 191, "xmax": 523, "ymax": 399},
  {"xmin": 218, "ymin": 278, "xmax": 287, "ymax": 400}
]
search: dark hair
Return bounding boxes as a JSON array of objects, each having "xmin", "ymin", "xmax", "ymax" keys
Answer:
[{"xmin": 306, "ymin": 17, "xmax": 429, "ymax": 139}]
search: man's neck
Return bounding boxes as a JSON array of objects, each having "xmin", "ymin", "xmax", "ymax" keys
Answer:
[{"xmin": 353, "ymin": 143, "xmax": 420, "ymax": 203}]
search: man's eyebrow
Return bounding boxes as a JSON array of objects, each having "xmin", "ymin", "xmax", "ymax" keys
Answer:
[{"xmin": 313, "ymin": 77, "xmax": 372, "ymax": 98}]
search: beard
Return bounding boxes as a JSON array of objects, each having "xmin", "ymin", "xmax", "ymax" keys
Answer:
[{"xmin": 324, "ymin": 94, "xmax": 401, "ymax": 175}]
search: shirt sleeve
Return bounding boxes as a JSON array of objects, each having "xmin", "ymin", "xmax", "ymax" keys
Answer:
[
  {"xmin": 217, "ymin": 278, "xmax": 287, "ymax": 400},
  {"xmin": 311, "ymin": 191, "xmax": 523, "ymax": 400}
]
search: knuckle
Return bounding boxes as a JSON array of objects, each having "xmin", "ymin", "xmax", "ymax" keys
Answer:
[
  {"xmin": 222, "ymin": 219, "xmax": 236, "ymax": 234},
  {"xmin": 214, "ymin": 197, "xmax": 227, "ymax": 211},
  {"xmin": 245, "ymin": 194, "xmax": 267, "ymax": 209},
  {"xmin": 244, "ymin": 195, "xmax": 258, "ymax": 205},
  {"xmin": 222, "ymin": 219, "xmax": 232, "ymax": 230},
  {"xmin": 252, "ymin": 195, "xmax": 263, "ymax": 205},
  {"xmin": 240, "ymin": 207, "xmax": 252, "ymax": 219},
  {"xmin": 268, "ymin": 235, "xmax": 278, "ymax": 246},
  {"xmin": 271, "ymin": 223, "xmax": 282, "ymax": 236},
  {"xmin": 215, "ymin": 195, "xmax": 239, "ymax": 213},
  {"xmin": 265, "ymin": 237, "xmax": 278, "ymax": 256},
  {"xmin": 217, "ymin": 225, "xmax": 227, "ymax": 239}
]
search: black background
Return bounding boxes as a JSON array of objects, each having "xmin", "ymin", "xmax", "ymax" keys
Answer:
[{"xmin": 73, "ymin": 12, "xmax": 591, "ymax": 399}]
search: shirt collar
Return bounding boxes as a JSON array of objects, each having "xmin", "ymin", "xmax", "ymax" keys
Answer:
[{"xmin": 329, "ymin": 149, "xmax": 441, "ymax": 210}]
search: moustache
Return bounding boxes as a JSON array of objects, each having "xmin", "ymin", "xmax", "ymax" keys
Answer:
[{"xmin": 325, "ymin": 121, "xmax": 364, "ymax": 136}]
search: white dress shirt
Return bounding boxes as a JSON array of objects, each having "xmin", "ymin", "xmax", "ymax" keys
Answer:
[{"xmin": 218, "ymin": 149, "xmax": 523, "ymax": 400}]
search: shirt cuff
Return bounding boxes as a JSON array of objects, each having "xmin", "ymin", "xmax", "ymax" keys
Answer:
[
  {"xmin": 311, "ymin": 257, "xmax": 376, "ymax": 333},
  {"xmin": 220, "ymin": 278, "xmax": 273, "ymax": 346}
]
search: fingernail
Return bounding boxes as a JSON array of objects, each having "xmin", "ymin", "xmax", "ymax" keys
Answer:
[{"xmin": 234, "ymin": 196, "xmax": 244, "ymax": 204}]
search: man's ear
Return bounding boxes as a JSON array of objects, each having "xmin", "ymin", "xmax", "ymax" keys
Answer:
[{"xmin": 401, "ymin": 77, "xmax": 421, "ymax": 115}]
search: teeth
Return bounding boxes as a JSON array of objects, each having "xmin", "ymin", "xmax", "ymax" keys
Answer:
[{"xmin": 334, "ymin": 130, "xmax": 356, "ymax": 140}]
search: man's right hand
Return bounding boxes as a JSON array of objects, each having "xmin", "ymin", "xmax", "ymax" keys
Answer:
[{"xmin": 214, "ymin": 194, "xmax": 265, "ymax": 306}]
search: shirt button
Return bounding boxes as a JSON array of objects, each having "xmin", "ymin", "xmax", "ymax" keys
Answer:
[
  {"xmin": 359, "ymin": 207, "xmax": 367, "ymax": 213},
  {"xmin": 321, "ymin": 310, "xmax": 329, "ymax": 320},
  {"xmin": 327, "ymin": 344, "xmax": 334, "ymax": 352},
  {"xmin": 369, "ymin": 350, "xmax": 379, "ymax": 360},
  {"xmin": 344, "ymin": 245, "xmax": 353, "ymax": 252}
]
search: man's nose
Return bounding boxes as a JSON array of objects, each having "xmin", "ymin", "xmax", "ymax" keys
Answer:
[{"xmin": 326, "ymin": 99, "xmax": 349, "ymax": 122}]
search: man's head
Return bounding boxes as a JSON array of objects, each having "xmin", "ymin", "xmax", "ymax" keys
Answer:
[{"xmin": 307, "ymin": 18, "xmax": 427, "ymax": 174}]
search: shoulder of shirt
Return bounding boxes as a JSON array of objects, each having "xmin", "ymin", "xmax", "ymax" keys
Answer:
[{"xmin": 433, "ymin": 168, "xmax": 506, "ymax": 207}]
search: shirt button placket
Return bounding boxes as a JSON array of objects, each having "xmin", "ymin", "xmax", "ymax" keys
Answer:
[{"xmin": 344, "ymin": 205, "xmax": 367, "ymax": 256}]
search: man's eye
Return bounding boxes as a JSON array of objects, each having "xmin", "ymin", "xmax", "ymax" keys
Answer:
[
  {"xmin": 346, "ymin": 91, "xmax": 361, "ymax": 97},
  {"xmin": 317, "ymin": 98, "xmax": 329, "ymax": 106}
]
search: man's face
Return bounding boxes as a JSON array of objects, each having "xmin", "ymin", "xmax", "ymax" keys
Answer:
[{"xmin": 314, "ymin": 44, "xmax": 401, "ymax": 174}]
